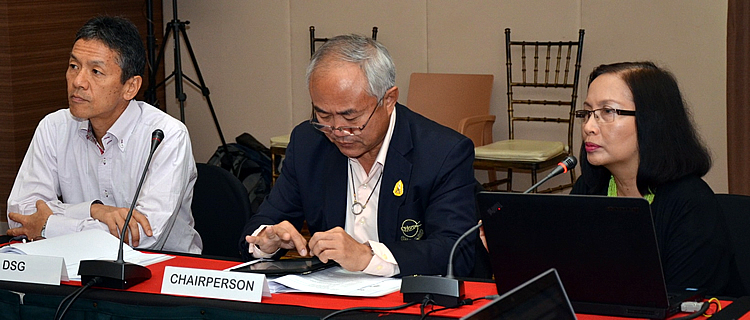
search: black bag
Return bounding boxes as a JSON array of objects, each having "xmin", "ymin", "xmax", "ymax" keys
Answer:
[{"xmin": 207, "ymin": 133, "xmax": 273, "ymax": 215}]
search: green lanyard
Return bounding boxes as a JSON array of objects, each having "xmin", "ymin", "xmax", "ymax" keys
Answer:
[{"xmin": 608, "ymin": 175, "xmax": 654, "ymax": 204}]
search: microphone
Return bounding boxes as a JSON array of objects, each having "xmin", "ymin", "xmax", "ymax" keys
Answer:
[
  {"xmin": 523, "ymin": 156, "xmax": 577, "ymax": 194},
  {"xmin": 150, "ymin": 129, "xmax": 164, "ymax": 154},
  {"xmin": 78, "ymin": 129, "xmax": 164, "ymax": 289},
  {"xmin": 401, "ymin": 156, "xmax": 577, "ymax": 306},
  {"xmin": 401, "ymin": 222, "xmax": 480, "ymax": 306}
]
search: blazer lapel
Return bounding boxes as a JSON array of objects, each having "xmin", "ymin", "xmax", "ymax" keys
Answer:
[
  {"xmin": 322, "ymin": 144, "xmax": 348, "ymax": 229},
  {"xmin": 379, "ymin": 104, "xmax": 413, "ymax": 241}
]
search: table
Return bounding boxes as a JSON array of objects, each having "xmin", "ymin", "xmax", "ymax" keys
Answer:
[
  {"xmin": 0, "ymin": 254, "xmax": 497, "ymax": 319},
  {"xmin": 0, "ymin": 253, "xmax": 748, "ymax": 319}
]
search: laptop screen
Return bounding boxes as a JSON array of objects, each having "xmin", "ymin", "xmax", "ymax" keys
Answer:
[
  {"xmin": 478, "ymin": 192, "xmax": 672, "ymax": 311},
  {"xmin": 461, "ymin": 268, "xmax": 576, "ymax": 320}
]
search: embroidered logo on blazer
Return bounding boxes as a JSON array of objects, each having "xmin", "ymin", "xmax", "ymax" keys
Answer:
[{"xmin": 400, "ymin": 219, "xmax": 423, "ymax": 241}]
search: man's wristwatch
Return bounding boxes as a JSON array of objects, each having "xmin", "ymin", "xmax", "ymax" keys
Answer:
[
  {"xmin": 40, "ymin": 221, "xmax": 47, "ymax": 239},
  {"xmin": 366, "ymin": 242, "xmax": 375, "ymax": 257}
]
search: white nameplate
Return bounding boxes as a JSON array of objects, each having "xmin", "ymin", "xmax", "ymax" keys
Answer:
[
  {"xmin": 0, "ymin": 252, "xmax": 68, "ymax": 285},
  {"xmin": 161, "ymin": 266, "xmax": 270, "ymax": 302}
]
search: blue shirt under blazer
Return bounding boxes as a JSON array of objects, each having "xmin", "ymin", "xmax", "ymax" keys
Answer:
[{"xmin": 240, "ymin": 103, "xmax": 477, "ymax": 277}]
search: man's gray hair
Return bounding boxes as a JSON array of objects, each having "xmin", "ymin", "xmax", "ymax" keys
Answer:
[{"xmin": 306, "ymin": 34, "xmax": 396, "ymax": 101}]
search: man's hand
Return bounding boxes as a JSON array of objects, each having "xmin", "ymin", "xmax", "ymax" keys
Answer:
[
  {"xmin": 478, "ymin": 221, "xmax": 488, "ymax": 251},
  {"xmin": 7, "ymin": 200, "xmax": 53, "ymax": 240},
  {"xmin": 90, "ymin": 203, "xmax": 153, "ymax": 246},
  {"xmin": 245, "ymin": 221, "xmax": 308, "ymax": 256},
  {"xmin": 308, "ymin": 227, "xmax": 373, "ymax": 272}
]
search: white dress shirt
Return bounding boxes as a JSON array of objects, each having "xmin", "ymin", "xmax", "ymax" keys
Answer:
[
  {"xmin": 345, "ymin": 106, "xmax": 399, "ymax": 276},
  {"xmin": 6, "ymin": 100, "xmax": 202, "ymax": 253}
]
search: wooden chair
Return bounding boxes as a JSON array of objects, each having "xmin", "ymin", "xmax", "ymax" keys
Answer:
[
  {"xmin": 309, "ymin": 25, "xmax": 378, "ymax": 56},
  {"xmin": 269, "ymin": 134, "xmax": 289, "ymax": 185},
  {"xmin": 406, "ymin": 73, "xmax": 495, "ymax": 146},
  {"xmin": 406, "ymin": 73, "xmax": 495, "ymax": 279},
  {"xmin": 472, "ymin": 28, "xmax": 585, "ymax": 193},
  {"xmin": 406, "ymin": 72, "xmax": 494, "ymax": 153}
]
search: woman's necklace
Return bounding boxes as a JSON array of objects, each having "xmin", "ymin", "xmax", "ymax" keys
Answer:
[{"xmin": 350, "ymin": 163, "xmax": 384, "ymax": 215}]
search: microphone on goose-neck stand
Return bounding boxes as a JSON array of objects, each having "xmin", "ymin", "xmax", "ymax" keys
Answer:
[
  {"xmin": 400, "ymin": 155, "xmax": 578, "ymax": 306},
  {"xmin": 78, "ymin": 129, "xmax": 164, "ymax": 289},
  {"xmin": 523, "ymin": 156, "xmax": 577, "ymax": 194}
]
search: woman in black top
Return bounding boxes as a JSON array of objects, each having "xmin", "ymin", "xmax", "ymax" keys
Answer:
[{"xmin": 572, "ymin": 61, "xmax": 735, "ymax": 296}]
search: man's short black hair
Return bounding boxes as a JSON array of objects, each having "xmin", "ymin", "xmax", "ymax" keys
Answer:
[{"xmin": 75, "ymin": 16, "xmax": 145, "ymax": 84}]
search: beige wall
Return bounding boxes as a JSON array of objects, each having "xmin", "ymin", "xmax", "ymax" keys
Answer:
[{"xmin": 162, "ymin": 0, "xmax": 728, "ymax": 192}]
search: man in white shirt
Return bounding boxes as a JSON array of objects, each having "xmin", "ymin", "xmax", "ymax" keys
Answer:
[
  {"xmin": 6, "ymin": 16, "xmax": 202, "ymax": 253},
  {"xmin": 241, "ymin": 34, "xmax": 477, "ymax": 277}
]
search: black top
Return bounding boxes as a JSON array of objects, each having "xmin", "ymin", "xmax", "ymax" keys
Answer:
[{"xmin": 571, "ymin": 174, "xmax": 733, "ymax": 295}]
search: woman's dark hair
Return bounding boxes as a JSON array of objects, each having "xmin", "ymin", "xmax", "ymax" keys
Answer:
[
  {"xmin": 579, "ymin": 61, "xmax": 711, "ymax": 194},
  {"xmin": 75, "ymin": 16, "xmax": 145, "ymax": 84}
]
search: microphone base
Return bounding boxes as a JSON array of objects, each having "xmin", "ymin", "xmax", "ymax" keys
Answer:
[
  {"xmin": 78, "ymin": 260, "xmax": 152, "ymax": 289},
  {"xmin": 401, "ymin": 275, "xmax": 465, "ymax": 307}
]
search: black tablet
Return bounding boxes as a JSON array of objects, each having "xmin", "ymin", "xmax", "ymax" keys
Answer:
[{"xmin": 229, "ymin": 257, "xmax": 337, "ymax": 276}]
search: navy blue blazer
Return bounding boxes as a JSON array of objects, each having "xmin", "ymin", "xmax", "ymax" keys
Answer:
[{"xmin": 240, "ymin": 104, "xmax": 477, "ymax": 276}]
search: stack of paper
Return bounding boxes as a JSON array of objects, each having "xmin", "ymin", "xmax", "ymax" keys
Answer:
[
  {"xmin": 0, "ymin": 229, "xmax": 172, "ymax": 281},
  {"xmin": 269, "ymin": 267, "xmax": 401, "ymax": 297}
]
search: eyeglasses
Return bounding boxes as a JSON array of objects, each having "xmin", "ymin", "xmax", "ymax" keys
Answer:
[
  {"xmin": 574, "ymin": 108, "xmax": 636, "ymax": 123},
  {"xmin": 310, "ymin": 99, "xmax": 382, "ymax": 136}
]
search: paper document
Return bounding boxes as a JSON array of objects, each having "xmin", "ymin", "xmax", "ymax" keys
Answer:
[
  {"xmin": 269, "ymin": 266, "xmax": 401, "ymax": 297},
  {"xmin": 0, "ymin": 229, "xmax": 172, "ymax": 281}
]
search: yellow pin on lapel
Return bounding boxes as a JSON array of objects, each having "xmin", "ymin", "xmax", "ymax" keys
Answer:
[{"xmin": 393, "ymin": 180, "xmax": 404, "ymax": 196}]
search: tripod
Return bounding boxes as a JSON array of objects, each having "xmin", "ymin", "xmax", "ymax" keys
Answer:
[{"xmin": 145, "ymin": 0, "xmax": 228, "ymax": 149}]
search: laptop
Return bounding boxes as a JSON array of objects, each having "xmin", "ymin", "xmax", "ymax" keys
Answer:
[
  {"xmin": 478, "ymin": 192, "xmax": 702, "ymax": 319},
  {"xmin": 461, "ymin": 268, "xmax": 577, "ymax": 320}
]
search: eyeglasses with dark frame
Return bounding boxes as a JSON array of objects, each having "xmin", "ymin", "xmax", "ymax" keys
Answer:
[
  {"xmin": 575, "ymin": 107, "xmax": 636, "ymax": 123},
  {"xmin": 309, "ymin": 98, "xmax": 383, "ymax": 136}
]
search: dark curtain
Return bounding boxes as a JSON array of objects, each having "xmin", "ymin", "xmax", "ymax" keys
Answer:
[{"xmin": 727, "ymin": 0, "xmax": 750, "ymax": 195}]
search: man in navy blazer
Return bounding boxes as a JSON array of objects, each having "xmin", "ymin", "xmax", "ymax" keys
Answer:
[{"xmin": 240, "ymin": 34, "xmax": 477, "ymax": 277}]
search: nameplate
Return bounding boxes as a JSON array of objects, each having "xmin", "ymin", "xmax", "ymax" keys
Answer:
[
  {"xmin": 161, "ymin": 266, "xmax": 270, "ymax": 302},
  {"xmin": 0, "ymin": 253, "xmax": 68, "ymax": 285}
]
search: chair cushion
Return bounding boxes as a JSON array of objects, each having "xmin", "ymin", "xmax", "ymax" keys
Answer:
[
  {"xmin": 270, "ymin": 134, "xmax": 290, "ymax": 148},
  {"xmin": 475, "ymin": 139, "xmax": 565, "ymax": 162}
]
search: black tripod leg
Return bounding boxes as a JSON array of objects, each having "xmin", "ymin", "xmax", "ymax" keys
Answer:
[
  {"xmin": 145, "ymin": 25, "xmax": 174, "ymax": 106},
  {"xmin": 147, "ymin": 0, "xmax": 229, "ymax": 153},
  {"xmin": 146, "ymin": 0, "xmax": 157, "ymax": 106},
  {"xmin": 171, "ymin": 21, "xmax": 187, "ymax": 124},
  {"xmin": 177, "ymin": 23, "xmax": 228, "ymax": 149}
]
